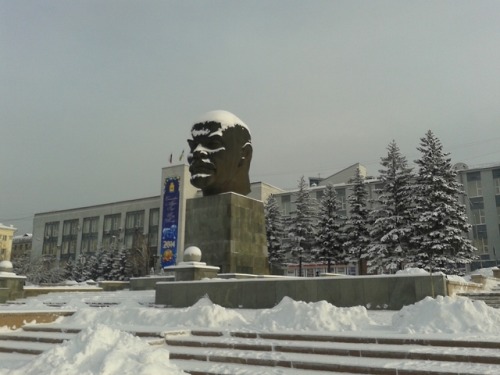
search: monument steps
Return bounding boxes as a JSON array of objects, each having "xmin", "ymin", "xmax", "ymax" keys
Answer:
[
  {"xmin": 165, "ymin": 330, "xmax": 500, "ymax": 375},
  {"xmin": 458, "ymin": 290, "xmax": 500, "ymax": 308},
  {"xmin": 1, "ymin": 324, "xmax": 499, "ymax": 374},
  {"xmin": 0, "ymin": 324, "xmax": 165, "ymax": 357}
]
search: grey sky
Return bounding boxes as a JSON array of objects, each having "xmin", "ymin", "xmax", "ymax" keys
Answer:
[{"xmin": 2, "ymin": 0, "xmax": 500, "ymax": 234}]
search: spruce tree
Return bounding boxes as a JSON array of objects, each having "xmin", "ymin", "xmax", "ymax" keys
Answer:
[
  {"xmin": 109, "ymin": 247, "xmax": 132, "ymax": 280},
  {"xmin": 72, "ymin": 255, "xmax": 85, "ymax": 282},
  {"xmin": 85, "ymin": 255, "xmax": 100, "ymax": 281},
  {"xmin": 314, "ymin": 184, "xmax": 346, "ymax": 272},
  {"xmin": 410, "ymin": 130, "xmax": 476, "ymax": 274},
  {"xmin": 287, "ymin": 176, "xmax": 317, "ymax": 276},
  {"xmin": 63, "ymin": 259, "xmax": 75, "ymax": 281},
  {"xmin": 367, "ymin": 141, "xmax": 415, "ymax": 274},
  {"xmin": 344, "ymin": 168, "xmax": 371, "ymax": 275},
  {"xmin": 97, "ymin": 247, "xmax": 114, "ymax": 280},
  {"xmin": 264, "ymin": 194, "xmax": 286, "ymax": 269}
]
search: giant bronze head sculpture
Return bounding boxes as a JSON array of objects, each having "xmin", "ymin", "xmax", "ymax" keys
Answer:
[{"xmin": 187, "ymin": 110, "xmax": 253, "ymax": 196}]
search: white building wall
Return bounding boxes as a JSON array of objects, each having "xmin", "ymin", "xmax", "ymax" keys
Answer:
[{"xmin": 32, "ymin": 196, "xmax": 161, "ymax": 263}]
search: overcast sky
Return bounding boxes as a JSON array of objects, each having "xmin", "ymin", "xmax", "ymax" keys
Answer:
[{"xmin": 2, "ymin": 0, "xmax": 500, "ymax": 234}]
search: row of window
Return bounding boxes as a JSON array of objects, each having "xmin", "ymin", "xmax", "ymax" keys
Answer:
[
  {"xmin": 280, "ymin": 188, "xmax": 347, "ymax": 216},
  {"xmin": 466, "ymin": 170, "xmax": 500, "ymax": 197},
  {"xmin": 42, "ymin": 209, "xmax": 160, "ymax": 257}
]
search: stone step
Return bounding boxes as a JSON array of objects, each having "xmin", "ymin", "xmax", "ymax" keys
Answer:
[
  {"xmin": 457, "ymin": 294, "xmax": 500, "ymax": 308},
  {"xmin": 167, "ymin": 346, "xmax": 499, "ymax": 375},
  {"xmin": 21, "ymin": 323, "xmax": 166, "ymax": 338},
  {"xmin": 166, "ymin": 336, "xmax": 500, "ymax": 365},
  {"xmin": 190, "ymin": 330, "xmax": 500, "ymax": 350},
  {"xmin": 0, "ymin": 340, "xmax": 55, "ymax": 355},
  {"xmin": 0, "ymin": 330, "xmax": 75, "ymax": 344},
  {"xmin": 0, "ymin": 324, "xmax": 165, "ymax": 357},
  {"xmin": 165, "ymin": 330, "xmax": 500, "ymax": 375},
  {"xmin": 171, "ymin": 359, "xmax": 350, "ymax": 375}
]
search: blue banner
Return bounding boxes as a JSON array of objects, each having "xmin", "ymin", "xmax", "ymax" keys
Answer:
[{"xmin": 161, "ymin": 177, "xmax": 180, "ymax": 268}]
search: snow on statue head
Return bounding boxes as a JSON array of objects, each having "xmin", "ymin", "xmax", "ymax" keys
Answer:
[{"xmin": 187, "ymin": 110, "xmax": 253, "ymax": 196}]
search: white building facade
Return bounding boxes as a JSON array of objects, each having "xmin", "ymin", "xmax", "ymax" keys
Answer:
[{"xmin": 31, "ymin": 164, "xmax": 283, "ymax": 268}]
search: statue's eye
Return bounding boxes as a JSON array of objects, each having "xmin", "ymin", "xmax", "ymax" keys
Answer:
[{"xmin": 206, "ymin": 140, "xmax": 223, "ymax": 149}]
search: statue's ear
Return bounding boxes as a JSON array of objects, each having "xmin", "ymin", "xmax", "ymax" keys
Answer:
[{"xmin": 239, "ymin": 143, "xmax": 253, "ymax": 166}]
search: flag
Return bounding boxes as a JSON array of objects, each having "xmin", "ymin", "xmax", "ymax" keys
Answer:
[
  {"xmin": 179, "ymin": 149, "xmax": 184, "ymax": 161},
  {"xmin": 169, "ymin": 153, "xmax": 172, "ymax": 164}
]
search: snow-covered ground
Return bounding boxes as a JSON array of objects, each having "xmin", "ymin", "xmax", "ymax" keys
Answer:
[{"xmin": 1, "ymin": 269, "xmax": 500, "ymax": 374}]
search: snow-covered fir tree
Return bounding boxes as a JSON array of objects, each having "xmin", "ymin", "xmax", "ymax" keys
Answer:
[
  {"xmin": 85, "ymin": 254, "xmax": 100, "ymax": 281},
  {"xmin": 62, "ymin": 258, "xmax": 75, "ymax": 281},
  {"xmin": 286, "ymin": 176, "xmax": 318, "ymax": 276},
  {"xmin": 97, "ymin": 247, "xmax": 114, "ymax": 280},
  {"xmin": 313, "ymin": 184, "xmax": 346, "ymax": 272},
  {"xmin": 367, "ymin": 140, "xmax": 415, "ymax": 274},
  {"xmin": 72, "ymin": 254, "xmax": 91, "ymax": 282},
  {"xmin": 344, "ymin": 168, "xmax": 371, "ymax": 275},
  {"xmin": 109, "ymin": 247, "xmax": 132, "ymax": 280},
  {"xmin": 410, "ymin": 130, "xmax": 476, "ymax": 274},
  {"xmin": 264, "ymin": 194, "xmax": 286, "ymax": 269}
]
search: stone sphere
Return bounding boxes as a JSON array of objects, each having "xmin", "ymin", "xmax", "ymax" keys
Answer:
[
  {"xmin": 183, "ymin": 246, "xmax": 202, "ymax": 262},
  {"xmin": 0, "ymin": 260, "xmax": 14, "ymax": 273}
]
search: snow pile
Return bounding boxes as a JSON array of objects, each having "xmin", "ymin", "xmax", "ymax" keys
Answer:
[
  {"xmin": 392, "ymin": 296, "xmax": 500, "ymax": 334},
  {"xmin": 396, "ymin": 267, "xmax": 429, "ymax": 275},
  {"xmin": 251, "ymin": 296, "xmax": 375, "ymax": 332},
  {"xmin": 175, "ymin": 296, "xmax": 248, "ymax": 328},
  {"xmin": 64, "ymin": 296, "xmax": 248, "ymax": 330},
  {"xmin": 446, "ymin": 274, "xmax": 469, "ymax": 284},
  {"xmin": 2, "ymin": 324, "xmax": 186, "ymax": 375}
]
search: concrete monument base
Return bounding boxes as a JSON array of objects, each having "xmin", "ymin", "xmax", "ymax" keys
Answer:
[
  {"xmin": 0, "ymin": 261, "xmax": 26, "ymax": 302},
  {"xmin": 184, "ymin": 193, "xmax": 269, "ymax": 275},
  {"xmin": 155, "ymin": 274, "xmax": 449, "ymax": 309},
  {"xmin": 165, "ymin": 262, "xmax": 219, "ymax": 281}
]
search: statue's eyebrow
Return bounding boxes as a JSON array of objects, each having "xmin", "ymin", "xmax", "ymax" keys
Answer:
[{"xmin": 209, "ymin": 129, "xmax": 223, "ymax": 138}]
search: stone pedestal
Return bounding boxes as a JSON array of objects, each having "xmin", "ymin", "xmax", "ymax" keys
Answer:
[
  {"xmin": 166, "ymin": 262, "xmax": 220, "ymax": 281},
  {"xmin": 0, "ymin": 261, "xmax": 26, "ymax": 302},
  {"xmin": 184, "ymin": 193, "xmax": 269, "ymax": 275},
  {"xmin": 493, "ymin": 267, "xmax": 500, "ymax": 279}
]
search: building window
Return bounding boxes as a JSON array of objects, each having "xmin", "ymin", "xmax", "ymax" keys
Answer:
[
  {"xmin": 467, "ymin": 172, "xmax": 482, "ymax": 197},
  {"xmin": 103, "ymin": 214, "xmax": 121, "ymax": 233},
  {"xmin": 471, "ymin": 209, "xmax": 486, "ymax": 225},
  {"xmin": 148, "ymin": 208, "xmax": 160, "ymax": 250},
  {"xmin": 61, "ymin": 219, "xmax": 79, "ymax": 259},
  {"xmin": 42, "ymin": 222, "xmax": 59, "ymax": 256},
  {"xmin": 102, "ymin": 214, "xmax": 121, "ymax": 249},
  {"xmin": 472, "ymin": 225, "xmax": 488, "ymax": 254},
  {"xmin": 124, "ymin": 211, "xmax": 145, "ymax": 250},
  {"xmin": 81, "ymin": 217, "xmax": 99, "ymax": 255},
  {"xmin": 281, "ymin": 195, "xmax": 291, "ymax": 216},
  {"xmin": 126, "ymin": 211, "xmax": 144, "ymax": 230},
  {"xmin": 491, "ymin": 169, "xmax": 500, "ymax": 198},
  {"xmin": 473, "ymin": 237, "xmax": 488, "ymax": 254},
  {"xmin": 336, "ymin": 189, "xmax": 347, "ymax": 211}
]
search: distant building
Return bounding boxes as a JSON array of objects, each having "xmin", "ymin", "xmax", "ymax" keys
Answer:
[
  {"xmin": 30, "ymin": 161, "xmax": 500, "ymax": 273},
  {"xmin": 11, "ymin": 233, "xmax": 32, "ymax": 259},
  {"xmin": 0, "ymin": 223, "xmax": 17, "ymax": 261},
  {"xmin": 31, "ymin": 165, "xmax": 283, "ymax": 268},
  {"xmin": 274, "ymin": 162, "xmax": 500, "ymax": 272},
  {"xmin": 455, "ymin": 162, "xmax": 500, "ymax": 269}
]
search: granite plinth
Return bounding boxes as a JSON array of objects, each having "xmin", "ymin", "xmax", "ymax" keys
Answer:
[
  {"xmin": 155, "ymin": 274, "xmax": 449, "ymax": 309},
  {"xmin": 0, "ymin": 273, "xmax": 26, "ymax": 302},
  {"xmin": 184, "ymin": 193, "xmax": 269, "ymax": 275},
  {"xmin": 165, "ymin": 262, "xmax": 219, "ymax": 281}
]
